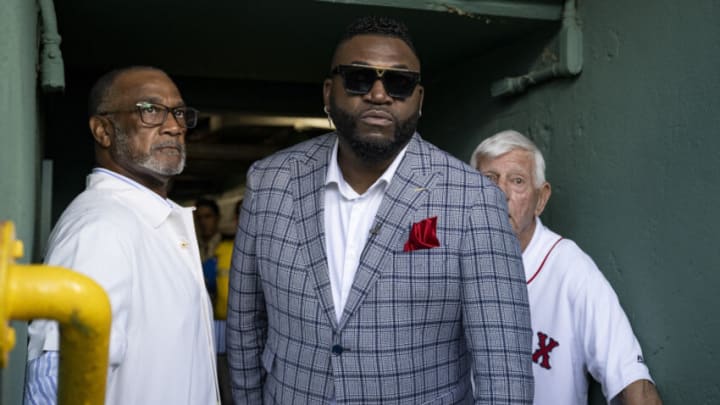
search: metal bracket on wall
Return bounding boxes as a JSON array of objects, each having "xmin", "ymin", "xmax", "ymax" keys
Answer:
[
  {"xmin": 38, "ymin": 0, "xmax": 65, "ymax": 92},
  {"xmin": 314, "ymin": 0, "xmax": 563, "ymax": 21},
  {"xmin": 490, "ymin": 0, "xmax": 582, "ymax": 97}
]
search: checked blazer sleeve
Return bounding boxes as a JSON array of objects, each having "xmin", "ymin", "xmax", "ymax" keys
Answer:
[
  {"xmin": 462, "ymin": 184, "xmax": 534, "ymax": 403},
  {"xmin": 226, "ymin": 164, "xmax": 268, "ymax": 404}
]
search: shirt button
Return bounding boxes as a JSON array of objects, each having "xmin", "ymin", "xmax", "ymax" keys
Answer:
[{"xmin": 332, "ymin": 345, "xmax": 344, "ymax": 355}]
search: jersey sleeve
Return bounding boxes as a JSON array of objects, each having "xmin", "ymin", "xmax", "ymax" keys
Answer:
[{"xmin": 571, "ymin": 251, "xmax": 653, "ymax": 401}]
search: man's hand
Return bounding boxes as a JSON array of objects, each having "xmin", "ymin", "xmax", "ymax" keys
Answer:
[{"xmin": 616, "ymin": 379, "xmax": 662, "ymax": 405}]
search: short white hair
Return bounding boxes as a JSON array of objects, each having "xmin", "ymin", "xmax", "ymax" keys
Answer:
[{"xmin": 470, "ymin": 129, "xmax": 546, "ymax": 188}]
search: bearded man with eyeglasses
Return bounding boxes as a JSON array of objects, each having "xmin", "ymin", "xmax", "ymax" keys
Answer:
[
  {"xmin": 226, "ymin": 16, "xmax": 533, "ymax": 404},
  {"xmin": 24, "ymin": 67, "xmax": 219, "ymax": 405}
]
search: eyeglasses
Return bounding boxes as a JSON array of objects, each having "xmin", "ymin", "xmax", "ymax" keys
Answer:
[
  {"xmin": 330, "ymin": 64, "xmax": 421, "ymax": 99},
  {"xmin": 99, "ymin": 102, "xmax": 199, "ymax": 129}
]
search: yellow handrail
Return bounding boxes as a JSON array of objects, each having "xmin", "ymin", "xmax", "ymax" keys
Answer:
[{"xmin": 0, "ymin": 221, "xmax": 111, "ymax": 405}]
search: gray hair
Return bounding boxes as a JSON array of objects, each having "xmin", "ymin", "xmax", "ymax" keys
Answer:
[{"xmin": 469, "ymin": 129, "xmax": 546, "ymax": 187}]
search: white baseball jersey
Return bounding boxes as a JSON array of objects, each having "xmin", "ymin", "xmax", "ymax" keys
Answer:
[{"xmin": 523, "ymin": 218, "xmax": 653, "ymax": 404}]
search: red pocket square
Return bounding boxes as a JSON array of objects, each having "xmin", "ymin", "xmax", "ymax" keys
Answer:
[{"xmin": 403, "ymin": 216, "xmax": 440, "ymax": 252}]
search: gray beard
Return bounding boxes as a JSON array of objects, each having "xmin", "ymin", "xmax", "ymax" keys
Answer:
[{"xmin": 111, "ymin": 123, "xmax": 186, "ymax": 176}]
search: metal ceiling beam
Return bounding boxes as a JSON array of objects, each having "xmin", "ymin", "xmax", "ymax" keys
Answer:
[{"xmin": 315, "ymin": 0, "xmax": 562, "ymax": 21}]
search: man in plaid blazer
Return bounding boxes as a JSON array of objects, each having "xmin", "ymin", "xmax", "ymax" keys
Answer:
[{"xmin": 227, "ymin": 16, "xmax": 533, "ymax": 404}]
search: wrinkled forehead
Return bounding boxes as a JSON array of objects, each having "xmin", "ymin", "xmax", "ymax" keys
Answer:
[
  {"xmin": 112, "ymin": 70, "xmax": 183, "ymax": 105},
  {"xmin": 331, "ymin": 34, "xmax": 420, "ymax": 71},
  {"xmin": 479, "ymin": 149, "xmax": 534, "ymax": 171}
]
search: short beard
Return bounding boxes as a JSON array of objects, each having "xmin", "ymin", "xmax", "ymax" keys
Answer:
[
  {"xmin": 329, "ymin": 97, "xmax": 418, "ymax": 164},
  {"xmin": 110, "ymin": 121, "xmax": 186, "ymax": 176}
]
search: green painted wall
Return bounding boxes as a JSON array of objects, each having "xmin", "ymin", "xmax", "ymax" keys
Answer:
[
  {"xmin": 0, "ymin": 0, "xmax": 40, "ymax": 403},
  {"xmin": 422, "ymin": 0, "xmax": 720, "ymax": 403}
]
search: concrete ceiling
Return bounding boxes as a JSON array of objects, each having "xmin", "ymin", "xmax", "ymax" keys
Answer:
[
  {"xmin": 51, "ymin": 0, "xmax": 560, "ymax": 202},
  {"xmin": 55, "ymin": 0, "xmax": 559, "ymax": 83}
]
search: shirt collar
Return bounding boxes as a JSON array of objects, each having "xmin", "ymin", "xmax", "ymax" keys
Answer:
[
  {"xmin": 90, "ymin": 168, "xmax": 179, "ymax": 228},
  {"xmin": 325, "ymin": 137, "xmax": 409, "ymax": 199}
]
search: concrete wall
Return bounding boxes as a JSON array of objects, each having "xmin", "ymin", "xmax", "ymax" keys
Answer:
[
  {"xmin": 421, "ymin": 0, "xmax": 720, "ymax": 403},
  {"xmin": 0, "ymin": 0, "xmax": 40, "ymax": 403}
]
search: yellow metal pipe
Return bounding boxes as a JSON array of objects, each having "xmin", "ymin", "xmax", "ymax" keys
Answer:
[
  {"xmin": 11, "ymin": 264, "xmax": 111, "ymax": 404},
  {"xmin": 0, "ymin": 222, "xmax": 111, "ymax": 405}
]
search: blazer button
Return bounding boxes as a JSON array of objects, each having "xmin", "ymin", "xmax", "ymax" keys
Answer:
[{"xmin": 332, "ymin": 345, "xmax": 344, "ymax": 355}]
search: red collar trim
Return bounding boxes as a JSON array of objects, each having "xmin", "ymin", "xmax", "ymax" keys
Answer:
[{"xmin": 527, "ymin": 237, "xmax": 563, "ymax": 285}]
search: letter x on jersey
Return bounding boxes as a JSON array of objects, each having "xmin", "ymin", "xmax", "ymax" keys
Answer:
[{"xmin": 532, "ymin": 331, "xmax": 559, "ymax": 369}]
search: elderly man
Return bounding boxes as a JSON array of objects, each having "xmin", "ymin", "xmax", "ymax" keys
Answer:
[
  {"xmin": 24, "ymin": 67, "xmax": 219, "ymax": 404},
  {"xmin": 472, "ymin": 130, "xmax": 662, "ymax": 405},
  {"xmin": 226, "ymin": 16, "xmax": 533, "ymax": 404}
]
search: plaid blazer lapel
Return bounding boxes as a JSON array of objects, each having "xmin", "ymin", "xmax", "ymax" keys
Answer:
[
  {"xmin": 337, "ymin": 134, "xmax": 439, "ymax": 331},
  {"xmin": 290, "ymin": 134, "xmax": 339, "ymax": 329}
]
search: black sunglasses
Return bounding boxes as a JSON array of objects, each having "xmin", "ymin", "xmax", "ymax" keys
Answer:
[{"xmin": 330, "ymin": 64, "xmax": 421, "ymax": 99}]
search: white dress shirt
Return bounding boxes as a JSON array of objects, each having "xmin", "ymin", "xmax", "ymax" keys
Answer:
[
  {"xmin": 323, "ymin": 140, "xmax": 407, "ymax": 323},
  {"xmin": 25, "ymin": 168, "xmax": 219, "ymax": 405}
]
